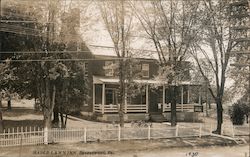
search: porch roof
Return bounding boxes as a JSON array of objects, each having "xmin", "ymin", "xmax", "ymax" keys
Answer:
[{"xmin": 93, "ymin": 76, "xmax": 200, "ymax": 86}]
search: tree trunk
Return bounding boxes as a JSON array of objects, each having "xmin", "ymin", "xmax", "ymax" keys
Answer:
[
  {"xmin": 52, "ymin": 95, "xmax": 59, "ymax": 126},
  {"xmin": 118, "ymin": 61, "xmax": 125, "ymax": 127},
  {"xmin": 44, "ymin": 78, "xmax": 52, "ymax": 129},
  {"xmin": 208, "ymin": 97, "xmax": 211, "ymax": 109},
  {"xmin": 0, "ymin": 108, "xmax": 3, "ymax": 133},
  {"xmin": 52, "ymin": 110, "xmax": 59, "ymax": 126},
  {"xmin": 171, "ymin": 85, "xmax": 177, "ymax": 126},
  {"xmin": 44, "ymin": 113, "xmax": 51, "ymax": 129},
  {"xmin": 64, "ymin": 114, "xmax": 68, "ymax": 127},
  {"xmin": 0, "ymin": 95, "xmax": 2, "ymax": 133},
  {"xmin": 7, "ymin": 98, "xmax": 11, "ymax": 110},
  {"xmin": 213, "ymin": 99, "xmax": 223, "ymax": 134},
  {"xmin": 0, "ymin": 93, "xmax": 2, "ymax": 108},
  {"xmin": 60, "ymin": 112, "xmax": 65, "ymax": 128}
]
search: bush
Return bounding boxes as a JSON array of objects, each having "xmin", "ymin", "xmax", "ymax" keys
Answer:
[{"xmin": 229, "ymin": 103, "xmax": 245, "ymax": 125}]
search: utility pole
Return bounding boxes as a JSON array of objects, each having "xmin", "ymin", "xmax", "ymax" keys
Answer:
[
  {"xmin": 0, "ymin": 0, "xmax": 3, "ymax": 133},
  {"xmin": 205, "ymin": 78, "xmax": 209, "ymax": 117},
  {"xmin": 0, "ymin": 0, "xmax": 4, "ymax": 133},
  {"xmin": 119, "ymin": 0, "xmax": 125, "ymax": 127},
  {"xmin": 0, "ymin": 0, "xmax": 2, "ymax": 60},
  {"xmin": 43, "ymin": 0, "xmax": 56, "ymax": 129}
]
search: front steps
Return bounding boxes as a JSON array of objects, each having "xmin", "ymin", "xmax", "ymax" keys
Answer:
[{"xmin": 150, "ymin": 113, "xmax": 167, "ymax": 122}]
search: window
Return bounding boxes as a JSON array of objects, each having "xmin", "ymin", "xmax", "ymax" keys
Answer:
[
  {"xmin": 141, "ymin": 64, "xmax": 149, "ymax": 78},
  {"xmin": 104, "ymin": 61, "xmax": 114, "ymax": 76},
  {"xmin": 84, "ymin": 62, "xmax": 88, "ymax": 77}
]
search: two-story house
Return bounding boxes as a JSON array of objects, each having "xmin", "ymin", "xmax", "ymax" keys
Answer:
[{"xmin": 82, "ymin": 45, "xmax": 203, "ymax": 122}]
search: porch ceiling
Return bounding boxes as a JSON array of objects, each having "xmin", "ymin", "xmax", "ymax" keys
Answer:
[
  {"xmin": 93, "ymin": 76, "xmax": 200, "ymax": 86},
  {"xmin": 93, "ymin": 75, "xmax": 163, "ymax": 84}
]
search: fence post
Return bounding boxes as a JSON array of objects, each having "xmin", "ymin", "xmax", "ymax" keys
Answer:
[
  {"xmin": 175, "ymin": 125, "xmax": 179, "ymax": 137},
  {"xmin": 221, "ymin": 124, "xmax": 224, "ymax": 135},
  {"xmin": 147, "ymin": 125, "xmax": 151, "ymax": 140},
  {"xmin": 84, "ymin": 128, "xmax": 87, "ymax": 143},
  {"xmin": 3, "ymin": 129, "xmax": 5, "ymax": 146},
  {"xmin": 19, "ymin": 132, "xmax": 24, "ymax": 157},
  {"xmin": 44, "ymin": 127, "xmax": 48, "ymax": 145},
  {"xmin": 210, "ymin": 124, "xmax": 212, "ymax": 135},
  {"xmin": 232, "ymin": 125, "xmax": 235, "ymax": 138},
  {"xmin": 118, "ymin": 125, "xmax": 121, "ymax": 141},
  {"xmin": 199, "ymin": 124, "xmax": 202, "ymax": 138}
]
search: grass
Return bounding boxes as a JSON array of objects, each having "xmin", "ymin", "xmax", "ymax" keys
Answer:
[
  {"xmin": 1, "ymin": 100, "xmax": 44, "ymax": 131},
  {"xmin": 3, "ymin": 108, "xmax": 42, "ymax": 117},
  {"xmin": 2, "ymin": 120, "xmax": 43, "ymax": 131}
]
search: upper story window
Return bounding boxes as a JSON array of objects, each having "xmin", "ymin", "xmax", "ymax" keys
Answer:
[
  {"xmin": 104, "ymin": 61, "xmax": 114, "ymax": 76},
  {"xmin": 84, "ymin": 62, "xmax": 88, "ymax": 78},
  {"xmin": 141, "ymin": 64, "xmax": 149, "ymax": 78}
]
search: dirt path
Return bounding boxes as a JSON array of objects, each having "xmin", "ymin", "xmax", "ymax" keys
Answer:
[
  {"xmin": 120, "ymin": 145, "xmax": 249, "ymax": 157},
  {"xmin": 0, "ymin": 136, "xmax": 242, "ymax": 157}
]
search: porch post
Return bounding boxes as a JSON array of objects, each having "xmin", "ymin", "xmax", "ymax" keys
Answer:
[
  {"xmin": 93, "ymin": 84, "xmax": 95, "ymax": 112},
  {"xmin": 102, "ymin": 83, "xmax": 105, "ymax": 114},
  {"xmin": 162, "ymin": 85, "xmax": 165, "ymax": 112},
  {"xmin": 187, "ymin": 85, "xmax": 190, "ymax": 104},
  {"xmin": 146, "ymin": 84, "xmax": 149, "ymax": 113},
  {"xmin": 198, "ymin": 86, "xmax": 201, "ymax": 105},
  {"xmin": 181, "ymin": 86, "xmax": 184, "ymax": 112},
  {"xmin": 124, "ymin": 91, "xmax": 127, "ymax": 113}
]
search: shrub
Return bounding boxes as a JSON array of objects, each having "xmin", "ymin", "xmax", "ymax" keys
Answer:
[{"xmin": 229, "ymin": 103, "xmax": 245, "ymax": 125}]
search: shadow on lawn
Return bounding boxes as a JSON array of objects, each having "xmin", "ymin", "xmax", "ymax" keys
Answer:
[
  {"xmin": 1, "ymin": 107, "xmax": 44, "ymax": 132},
  {"xmin": 2, "ymin": 107, "xmax": 42, "ymax": 117},
  {"xmin": 3, "ymin": 120, "xmax": 43, "ymax": 130}
]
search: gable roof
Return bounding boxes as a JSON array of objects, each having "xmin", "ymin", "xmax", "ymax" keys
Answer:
[{"xmin": 87, "ymin": 44, "xmax": 159, "ymax": 60}]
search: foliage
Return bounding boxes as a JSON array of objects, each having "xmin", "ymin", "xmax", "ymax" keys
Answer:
[
  {"xmin": 1, "ymin": 2, "xmax": 89, "ymax": 128},
  {"xmin": 131, "ymin": 0, "xmax": 201, "ymax": 126},
  {"xmin": 229, "ymin": 101, "xmax": 249, "ymax": 125},
  {"xmin": 188, "ymin": 0, "xmax": 244, "ymax": 134},
  {"xmin": 99, "ymin": 0, "xmax": 135, "ymax": 127}
]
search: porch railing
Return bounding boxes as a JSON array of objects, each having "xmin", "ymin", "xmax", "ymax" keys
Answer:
[
  {"xmin": 162, "ymin": 103, "xmax": 202, "ymax": 112},
  {"xmin": 94, "ymin": 104, "xmax": 147, "ymax": 113}
]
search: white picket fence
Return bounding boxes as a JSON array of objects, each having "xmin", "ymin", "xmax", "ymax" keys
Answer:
[
  {"xmin": 0, "ymin": 127, "xmax": 44, "ymax": 147},
  {"xmin": 1, "ymin": 124, "xmax": 247, "ymax": 147},
  {"xmin": 0, "ymin": 125, "xmax": 210, "ymax": 147},
  {"xmin": 222, "ymin": 125, "xmax": 249, "ymax": 137}
]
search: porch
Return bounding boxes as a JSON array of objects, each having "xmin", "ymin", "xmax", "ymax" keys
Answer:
[
  {"xmin": 94, "ymin": 103, "xmax": 202, "ymax": 114},
  {"xmin": 92, "ymin": 76, "xmax": 149, "ymax": 114},
  {"xmin": 162, "ymin": 103, "xmax": 203, "ymax": 112},
  {"xmin": 92, "ymin": 76, "xmax": 203, "ymax": 115},
  {"xmin": 94, "ymin": 104, "xmax": 147, "ymax": 113}
]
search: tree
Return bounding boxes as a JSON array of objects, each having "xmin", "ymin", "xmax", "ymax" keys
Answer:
[
  {"xmin": 0, "ymin": 64, "xmax": 5, "ymax": 132},
  {"xmin": 189, "ymin": 1, "xmax": 241, "ymax": 134},
  {"xmin": 0, "ymin": 0, "xmax": 46, "ymax": 109},
  {"xmin": 1, "ymin": 1, "xmax": 89, "ymax": 129},
  {"xmin": 98, "ymin": 0, "xmax": 134, "ymax": 127},
  {"xmin": 229, "ymin": 101, "xmax": 249, "ymax": 125},
  {"xmin": 131, "ymin": 0, "xmax": 201, "ymax": 126}
]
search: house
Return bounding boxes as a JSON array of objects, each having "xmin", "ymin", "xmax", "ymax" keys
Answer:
[
  {"xmin": 81, "ymin": 45, "xmax": 203, "ymax": 122},
  {"xmin": 50, "ymin": 6, "xmax": 203, "ymax": 122}
]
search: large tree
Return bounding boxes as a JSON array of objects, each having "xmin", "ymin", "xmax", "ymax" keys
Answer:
[
  {"xmin": 0, "ymin": 0, "xmax": 89, "ymax": 129},
  {"xmin": 131, "ymin": 0, "xmax": 201, "ymax": 126},
  {"xmin": 189, "ymin": 0, "xmax": 242, "ymax": 134},
  {"xmin": 98, "ymin": 0, "xmax": 134, "ymax": 127}
]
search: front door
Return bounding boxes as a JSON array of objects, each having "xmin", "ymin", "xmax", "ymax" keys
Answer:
[
  {"xmin": 149, "ymin": 87, "xmax": 163, "ymax": 113},
  {"xmin": 105, "ymin": 89, "xmax": 118, "ymax": 105}
]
